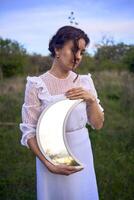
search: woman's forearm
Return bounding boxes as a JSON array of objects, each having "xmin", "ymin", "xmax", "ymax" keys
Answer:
[
  {"xmin": 86, "ymin": 99, "xmax": 104, "ymax": 130},
  {"xmin": 27, "ymin": 136, "xmax": 48, "ymax": 165}
]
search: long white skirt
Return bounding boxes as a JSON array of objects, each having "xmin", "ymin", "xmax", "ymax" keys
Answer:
[{"xmin": 36, "ymin": 127, "xmax": 99, "ymax": 200}]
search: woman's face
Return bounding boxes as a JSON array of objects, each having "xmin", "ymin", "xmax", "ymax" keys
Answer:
[{"xmin": 55, "ymin": 38, "xmax": 86, "ymax": 71}]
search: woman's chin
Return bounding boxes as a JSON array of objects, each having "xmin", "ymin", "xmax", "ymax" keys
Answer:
[
  {"xmin": 71, "ymin": 64, "xmax": 78, "ymax": 69},
  {"xmin": 71, "ymin": 62, "xmax": 78, "ymax": 67},
  {"xmin": 66, "ymin": 63, "xmax": 78, "ymax": 70}
]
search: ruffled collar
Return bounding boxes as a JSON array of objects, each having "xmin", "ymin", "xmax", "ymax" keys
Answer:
[
  {"xmin": 26, "ymin": 76, "xmax": 67, "ymax": 104},
  {"xmin": 26, "ymin": 72, "xmax": 92, "ymax": 104}
]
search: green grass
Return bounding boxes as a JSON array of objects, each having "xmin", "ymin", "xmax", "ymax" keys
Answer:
[
  {"xmin": 0, "ymin": 126, "xmax": 36, "ymax": 200},
  {"xmin": 0, "ymin": 70, "xmax": 134, "ymax": 199}
]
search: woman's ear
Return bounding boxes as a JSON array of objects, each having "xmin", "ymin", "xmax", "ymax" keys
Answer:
[{"xmin": 54, "ymin": 47, "xmax": 61, "ymax": 58}]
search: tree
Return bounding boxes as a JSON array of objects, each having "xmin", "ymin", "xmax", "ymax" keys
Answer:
[
  {"xmin": 123, "ymin": 45, "xmax": 134, "ymax": 73},
  {"xmin": 94, "ymin": 35, "xmax": 131, "ymax": 70},
  {"xmin": 0, "ymin": 37, "xmax": 27, "ymax": 79}
]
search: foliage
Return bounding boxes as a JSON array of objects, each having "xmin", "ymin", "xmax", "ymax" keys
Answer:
[
  {"xmin": 0, "ymin": 37, "xmax": 27, "ymax": 78},
  {"xmin": 0, "ymin": 36, "xmax": 134, "ymax": 79},
  {"xmin": 123, "ymin": 46, "xmax": 134, "ymax": 72}
]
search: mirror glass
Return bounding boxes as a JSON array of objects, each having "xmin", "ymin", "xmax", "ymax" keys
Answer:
[{"xmin": 36, "ymin": 98, "xmax": 84, "ymax": 169}]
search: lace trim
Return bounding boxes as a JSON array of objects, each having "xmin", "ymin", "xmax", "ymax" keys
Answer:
[
  {"xmin": 27, "ymin": 76, "xmax": 51, "ymax": 102},
  {"xmin": 26, "ymin": 76, "xmax": 67, "ymax": 104}
]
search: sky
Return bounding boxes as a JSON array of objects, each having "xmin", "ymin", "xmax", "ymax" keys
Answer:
[{"xmin": 0, "ymin": 0, "xmax": 134, "ymax": 55}]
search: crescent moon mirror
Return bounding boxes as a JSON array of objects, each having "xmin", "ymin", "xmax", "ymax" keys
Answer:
[{"xmin": 36, "ymin": 98, "xmax": 85, "ymax": 169}]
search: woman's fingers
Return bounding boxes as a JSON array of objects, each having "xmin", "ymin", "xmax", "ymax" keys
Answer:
[
  {"xmin": 58, "ymin": 164, "xmax": 78, "ymax": 171},
  {"xmin": 67, "ymin": 91, "xmax": 83, "ymax": 96},
  {"xmin": 45, "ymin": 160, "xmax": 83, "ymax": 175},
  {"xmin": 66, "ymin": 87, "xmax": 83, "ymax": 93}
]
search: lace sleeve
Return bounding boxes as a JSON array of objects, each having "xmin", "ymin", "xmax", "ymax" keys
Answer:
[
  {"xmin": 86, "ymin": 73, "xmax": 104, "ymax": 129},
  {"xmin": 19, "ymin": 78, "xmax": 42, "ymax": 149}
]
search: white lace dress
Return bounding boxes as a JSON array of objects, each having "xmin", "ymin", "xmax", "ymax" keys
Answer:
[{"xmin": 19, "ymin": 70, "xmax": 104, "ymax": 200}]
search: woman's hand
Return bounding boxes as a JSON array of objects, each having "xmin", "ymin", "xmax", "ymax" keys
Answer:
[
  {"xmin": 44, "ymin": 159, "xmax": 83, "ymax": 176},
  {"xmin": 65, "ymin": 87, "xmax": 96, "ymax": 105},
  {"xmin": 65, "ymin": 87, "xmax": 104, "ymax": 130}
]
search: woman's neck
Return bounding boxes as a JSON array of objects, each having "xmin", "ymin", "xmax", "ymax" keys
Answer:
[{"xmin": 49, "ymin": 62, "xmax": 70, "ymax": 79}]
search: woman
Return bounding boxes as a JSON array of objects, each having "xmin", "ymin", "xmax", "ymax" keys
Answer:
[{"xmin": 19, "ymin": 25, "xmax": 104, "ymax": 200}]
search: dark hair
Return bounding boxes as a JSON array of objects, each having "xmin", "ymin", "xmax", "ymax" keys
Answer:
[{"xmin": 48, "ymin": 25, "xmax": 90, "ymax": 82}]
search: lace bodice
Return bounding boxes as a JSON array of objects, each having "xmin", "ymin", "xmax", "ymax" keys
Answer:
[{"xmin": 19, "ymin": 70, "xmax": 104, "ymax": 149}]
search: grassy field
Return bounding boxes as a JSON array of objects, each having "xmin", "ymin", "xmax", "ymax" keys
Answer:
[{"xmin": 0, "ymin": 70, "xmax": 134, "ymax": 200}]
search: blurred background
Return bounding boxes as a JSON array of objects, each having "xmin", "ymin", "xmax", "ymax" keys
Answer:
[{"xmin": 0, "ymin": 0, "xmax": 134, "ymax": 199}]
